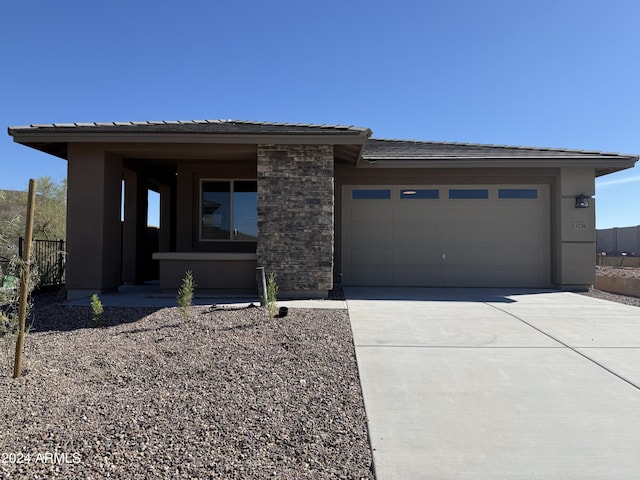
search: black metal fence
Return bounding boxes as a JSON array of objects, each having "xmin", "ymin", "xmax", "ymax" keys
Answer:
[{"xmin": 19, "ymin": 238, "xmax": 66, "ymax": 288}]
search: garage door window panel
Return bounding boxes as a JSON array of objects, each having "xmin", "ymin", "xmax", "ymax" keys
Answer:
[
  {"xmin": 498, "ymin": 189, "xmax": 538, "ymax": 199},
  {"xmin": 352, "ymin": 189, "xmax": 391, "ymax": 200},
  {"xmin": 449, "ymin": 189, "xmax": 489, "ymax": 199},
  {"xmin": 400, "ymin": 189, "xmax": 439, "ymax": 199}
]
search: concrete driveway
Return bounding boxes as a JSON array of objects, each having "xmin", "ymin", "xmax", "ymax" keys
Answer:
[{"xmin": 345, "ymin": 288, "xmax": 640, "ymax": 480}]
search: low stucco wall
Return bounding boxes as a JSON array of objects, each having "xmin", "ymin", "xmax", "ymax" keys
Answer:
[
  {"xmin": 153, "ymin": 253, "xmax": 257, "ymax": 292},
  {"xmin": 596, "ymin": 256, "xmax": 640, "ymax": 267},
  {"xmin": 595, "ymin": 275, "xmax": 640, "ymax": 299}
]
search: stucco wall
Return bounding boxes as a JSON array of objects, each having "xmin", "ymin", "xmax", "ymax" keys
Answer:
[
  {"xmin": 595, "ymin": 275, "xmax": 640, "ymax": 298},
  {"xmin": 66, "ymin": 144, "xmax": 123, "ymax": 298},
  {"xmin": 257, "ymin": 145, "xmax": 334, "ymax": 296},
  {"xmin": 554, "ymin": 168, "xmax": 596, "ymax": 288},
  {"xmin": 153, "ymin": 253, "xmax": 258, "ymax": 291}
]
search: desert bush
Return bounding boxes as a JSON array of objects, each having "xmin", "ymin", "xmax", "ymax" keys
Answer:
[
  {"xmin": 90, "ymin": 293, "xmax": 104, "ymax": 328},
  {"xmin": 177, "ymin": 271, "xmax": 195, "ymax": 322},
  {"xmin": 266, "ymin": 272, "xmax": 278, "ymax": 318}
]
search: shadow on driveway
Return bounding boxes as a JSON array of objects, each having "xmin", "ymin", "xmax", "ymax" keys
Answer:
[{"xmin": 343, "ymin": 286, "xmax": 562, "ymax": 303}]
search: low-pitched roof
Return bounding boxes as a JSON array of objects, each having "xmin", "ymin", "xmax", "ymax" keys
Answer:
[
  {"xmin": 8, "ymin": 119, "xmax": 371, "ymax": 136},
  {"xmin": 363, "ymin": 139, "xmax": 638, "ymax": 176},
  {"xmin": 8, "ymin": 119, "xmax": 638, "ymax": 175},
  {"xmin": 365, "ymin": 138, "xmax": 633, "ymax": 160},
  {"xmin": 8, "ymin": 119, "xmax": 372, "ymax": 163}
]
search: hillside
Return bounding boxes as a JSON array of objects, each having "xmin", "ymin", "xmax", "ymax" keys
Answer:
[
  {"xmin": 0, "ymin": 178, "xmax": 67, "ymax": 255},
  {"xmin": 0, "ymin": 189, "xmax": 28, "ymax": 251}
]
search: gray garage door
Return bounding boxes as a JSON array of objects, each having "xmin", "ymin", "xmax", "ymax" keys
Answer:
[{"xmin": 342, "ymin": 185, "xmax": 550, "ymax": 287}]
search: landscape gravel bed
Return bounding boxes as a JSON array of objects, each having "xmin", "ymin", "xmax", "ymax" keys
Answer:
[
  {"xmin": 1, "ymin": 296, "xmax": 374, "ymax": 479},
  {"xmin": 578, "ymin": 265, "xmax": 640, "ymax": 307},
  {"xmin": 580, "ymin": 287, "xmax": 640, "ymax": 307},
  {"xmin": 595, "ymin": 265, "xmax": 640, "ymax": 280}
]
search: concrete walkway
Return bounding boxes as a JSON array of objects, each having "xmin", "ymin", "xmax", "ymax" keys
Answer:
[
  {"xmin": 345, "ymin": 287, "xmax": 640, "ymax": 480},
  {"xmin": 66, "ymin": 284, "xmax": 346, "ymax": 309}
]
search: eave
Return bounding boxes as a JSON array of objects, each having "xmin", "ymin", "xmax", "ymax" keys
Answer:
[{"xmin": 358, "ymin": 155, "xmax": 638, "ymax": 176}]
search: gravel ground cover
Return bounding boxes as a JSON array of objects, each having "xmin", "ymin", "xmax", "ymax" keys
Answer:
[
  {"xmin": 595, "ymin": 265, "xmax": 640, "ymax": 279},
  {"xmin": 1, "ymin": 295, "xmax": 374, "ymax": 479},
  {"xmin": 580, "ymin": 287, "xmax": 640, "ymax": 307},
  {"xmin": 577, "ymin": 266, "xmax": 640, "ymax": 307}
]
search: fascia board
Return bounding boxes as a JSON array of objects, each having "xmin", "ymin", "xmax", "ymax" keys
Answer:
[{"xmin": 357, "ymin": 157, "xmax": 637, "ymax": 170}]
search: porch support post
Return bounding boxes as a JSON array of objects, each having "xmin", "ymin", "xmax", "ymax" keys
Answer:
[
  {"xmin": 66, "ymin": 144, "xmax": 123, "ymax": 299},
  {"xmin": 158, "ymin": 183, "xmax": 173, "ymax": 252},
  {"xmin": 122, "ymin": 169, "xmax": 148, "ymax": 284}
]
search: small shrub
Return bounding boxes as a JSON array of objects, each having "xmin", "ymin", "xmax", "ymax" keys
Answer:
[
  {"xmin": 266, "ymin": 272, "xmax": 278, "ymax": 318},
  {"xmin": 177, "ymin": 270, "xmax": 195, "ymax": 322},
  {"xmin": 90, "ymin": 293, "xmax": 104, "ymax": 328}
]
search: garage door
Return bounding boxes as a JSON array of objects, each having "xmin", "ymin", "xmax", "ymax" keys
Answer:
[{"xmin": 342, "ymin": 185, "xmax": 550, "ymax": 287}]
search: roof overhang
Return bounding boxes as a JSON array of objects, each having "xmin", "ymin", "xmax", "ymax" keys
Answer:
[
  {"xmin": 8, "ymin": 121, "xmax": 638, "ymax": 176},
  {"xmin": 357, "ymin": 156, "xmax": 638, "ymax": 176},
  {"xmin": 359, "ymin": 138, "xmax": 638, "ymax": 176},
  {"xmin": 7, "ymin": 120, "xmax": 373, "ymax": 163}
]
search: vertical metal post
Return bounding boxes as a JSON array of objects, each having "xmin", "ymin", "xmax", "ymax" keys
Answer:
[
  {"xmin": 58, "ymin": 240, "xmax": 65, "ymax": 285},
  {"xmin": 13, "ymin": 179, "xmax": 37, "ymax": 379}
]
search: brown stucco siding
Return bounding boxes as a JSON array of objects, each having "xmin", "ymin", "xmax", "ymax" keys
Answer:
[
  {"xmin": 257, "ymin": 145, "xmax": 334, "ymax": 294},
  {"xmin": 66, "ymin": 144, "xmax": 123, "ymax": 293}
]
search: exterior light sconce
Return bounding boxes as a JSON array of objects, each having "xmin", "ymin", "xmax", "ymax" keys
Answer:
[{"xmin": 575, "ymin": 194, "xmax": 590, "ymax": 208}]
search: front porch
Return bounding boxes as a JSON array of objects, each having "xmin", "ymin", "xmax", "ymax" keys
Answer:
[
  {"xmin": 8, "ymin": 120, "xmax": 372, "ymax": 300},
  {"xmin": 62, "ymin": 141, "xmax": 346, "ymax": 300}
]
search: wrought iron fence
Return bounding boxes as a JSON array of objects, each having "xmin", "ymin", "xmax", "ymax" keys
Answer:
[{"xmin": 19, "ymin": 238, "xmax": 66, "ymax": 288}]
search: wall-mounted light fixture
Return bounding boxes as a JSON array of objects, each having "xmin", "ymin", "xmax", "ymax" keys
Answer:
[{"xmin": 575, "ymin": 193, "xmax": 590, "ymax": 208}]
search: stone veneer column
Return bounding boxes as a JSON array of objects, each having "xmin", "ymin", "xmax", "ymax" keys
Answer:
[{"xmin": 257, "ymin": 145, "xmax": 334, "ymax": 296}]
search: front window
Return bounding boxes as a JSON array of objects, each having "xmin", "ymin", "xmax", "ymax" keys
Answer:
[{"xmin": 201, "ymin": 180, "xmax": 257, "ymax": 241}]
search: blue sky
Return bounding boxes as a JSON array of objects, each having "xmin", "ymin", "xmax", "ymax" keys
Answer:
[{"xmin": 2, "ymin": 0, "xmax": 639, "ymax": 228}]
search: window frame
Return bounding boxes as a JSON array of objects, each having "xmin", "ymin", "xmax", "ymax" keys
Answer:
[{"xmin": 199, "ymin": 178, "xmax": 258, "ymax": 242}]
